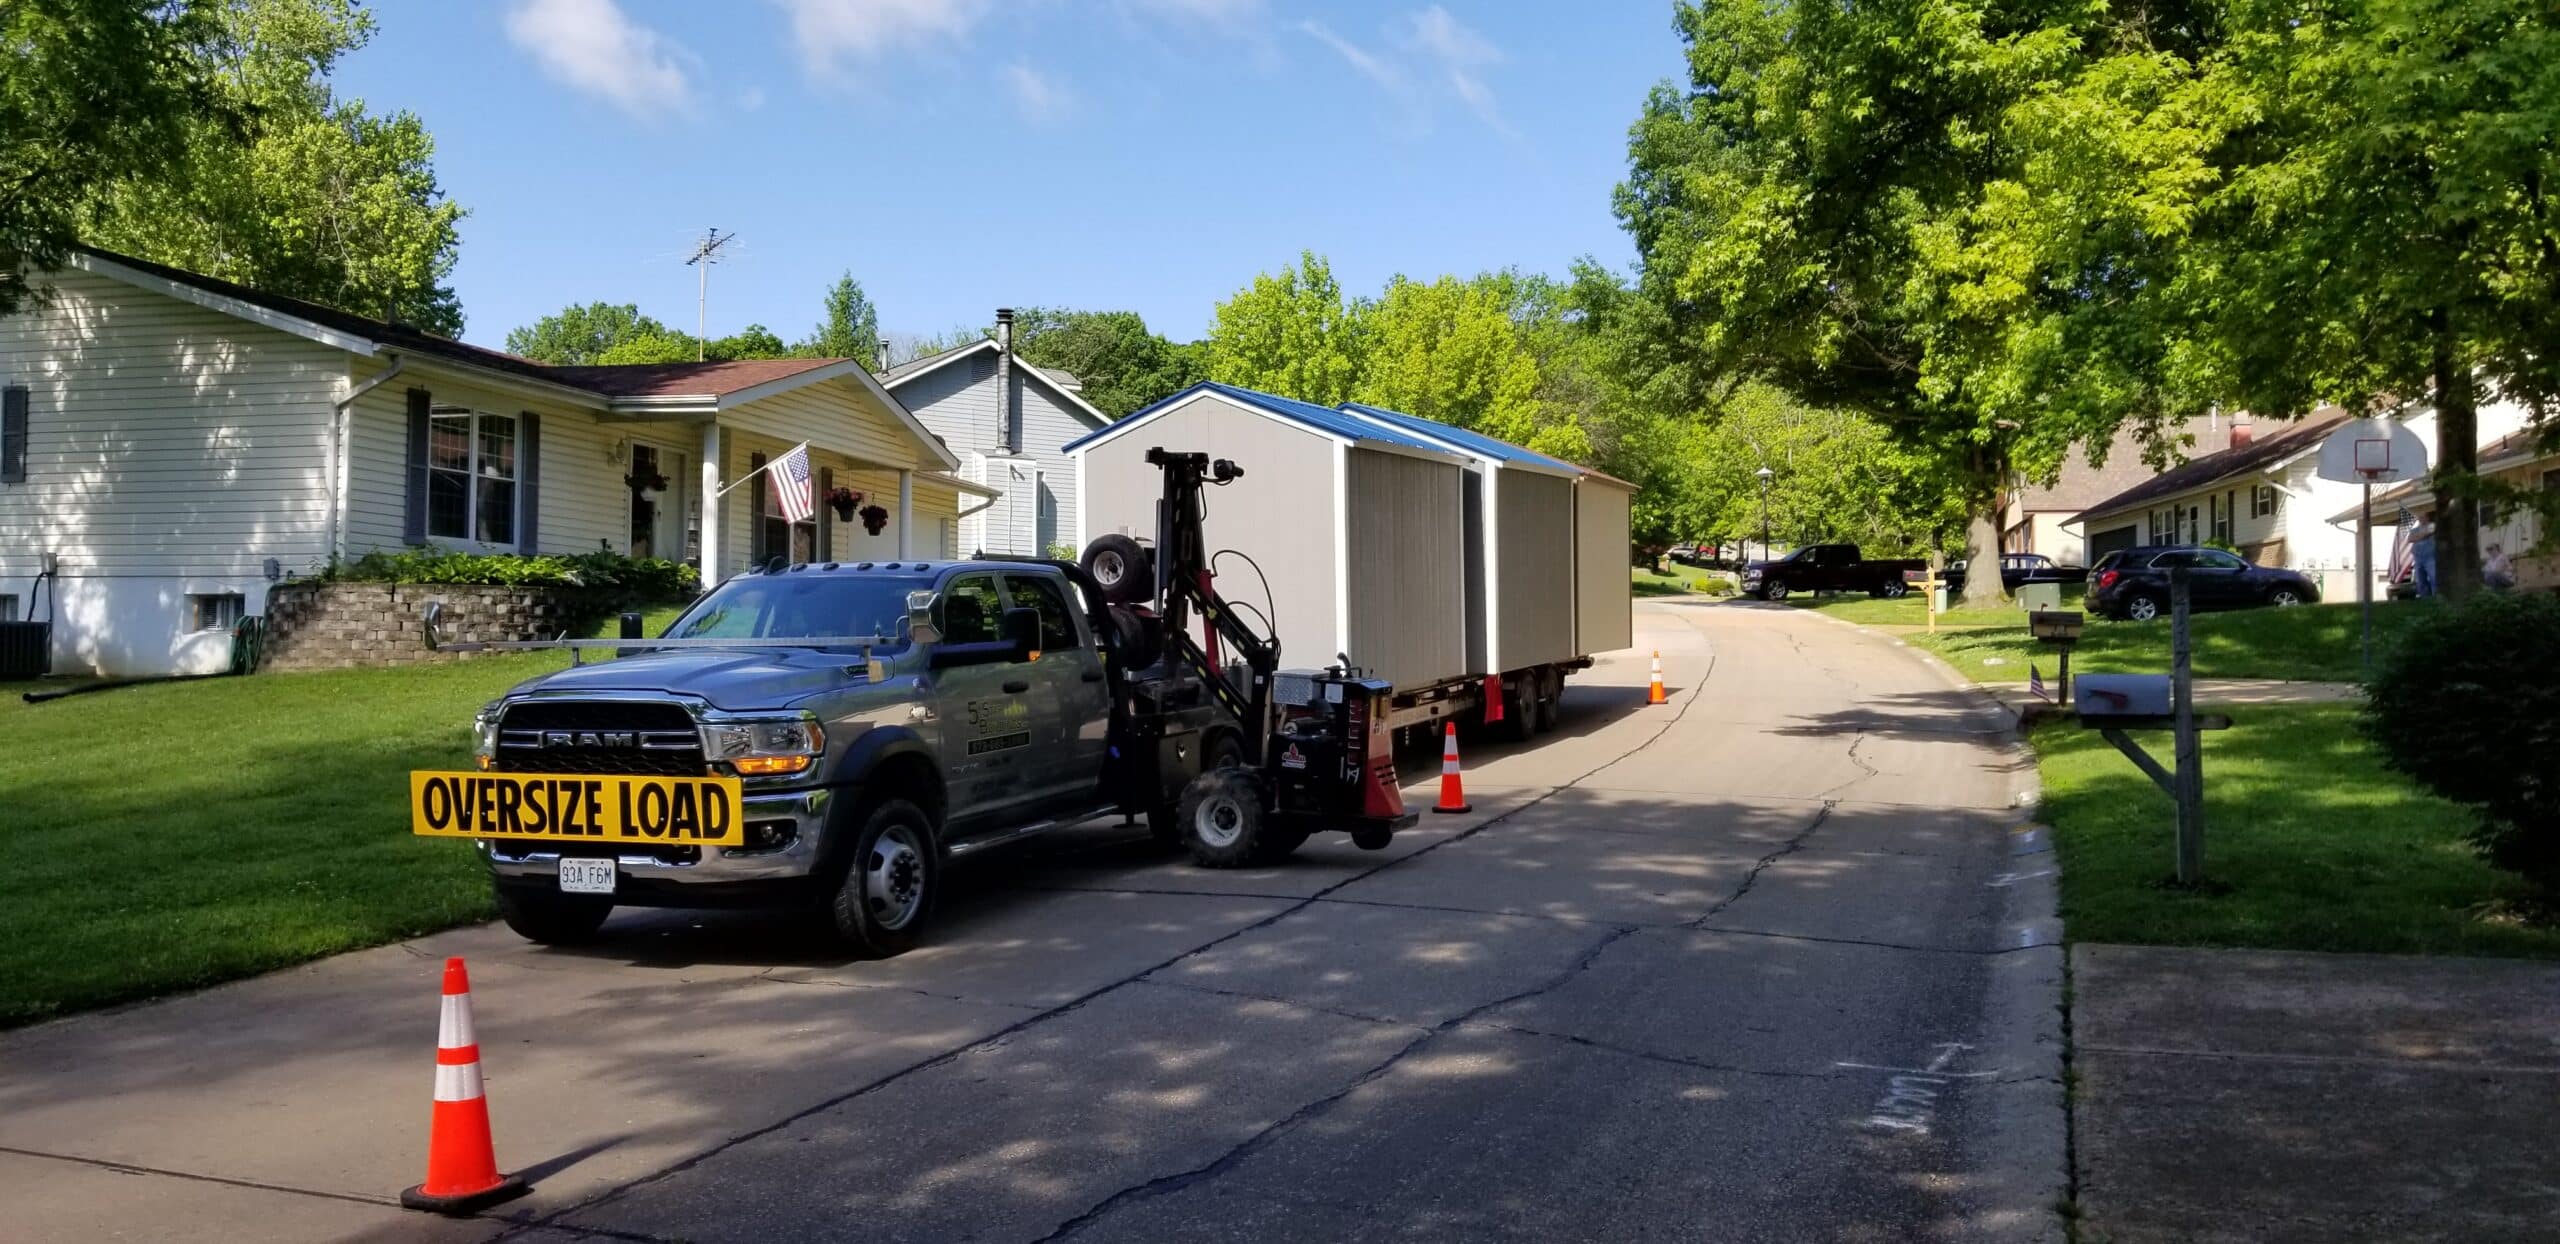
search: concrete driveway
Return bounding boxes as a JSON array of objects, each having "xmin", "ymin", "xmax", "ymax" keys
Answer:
[{"xmin": 0, "ymin": 599, "xmax": 2064, "ymax": 1242}]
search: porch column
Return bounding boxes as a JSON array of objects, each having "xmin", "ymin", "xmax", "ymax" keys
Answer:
[
  {"xmin": 897, "ymin": 468, "xmax": 914, "ymax": 558},
  {"xmin": 698, "ymin": 422, "xmax": 723, "ymax": 585}
]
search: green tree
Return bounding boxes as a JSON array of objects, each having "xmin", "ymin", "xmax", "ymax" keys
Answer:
[
  {"xmin": 1011, "ymin": 307, "xmax": 1205, "ymax": 417},
  {"xmin": 1205, "ymin": 251, "xmax": 1368, "ymax": 406},
  {"xmin": 1, "ymin": 0, "xmax": 228, "ymax": 316},
  {"xmin": 80, "ymin": 0, "xmax": 467, "ymax": 335},
  {"xmin": 1355, "ymin": 274, "xmax": 1543, "ymax": 446},
  {"xmin": 589, "ymin": 323, "xmax": 788, "ymax": 365},
  {"xmin": 505, "ymin": 302, "xmax": 671, "ymax": 364},
  {"xmin": 2179, "ymin": 0, "xmax": 2560, "ymax": 598},
  {"xmin": 1619, "ymin": 0, "xmax": 2228, "ymax": 604},
  {"xmin": 796, "ymin": 272, "xmax": 880, "ymax": 360}
]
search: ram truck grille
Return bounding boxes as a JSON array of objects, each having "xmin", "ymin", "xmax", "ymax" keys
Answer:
[{"xmin": 494, "ymin": 700, "xmax": 707, "ymax": 777}]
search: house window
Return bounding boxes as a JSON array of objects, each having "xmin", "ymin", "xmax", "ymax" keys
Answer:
[
  {"xmin": 427, "ymin": 406, "xmax": 516, "ymax": 545},
  {"xmin": 2211, "ymin": 493, "xmax": 2234, "ymax": 546},
  {"xmin": 2252, "ymin": 484, "xmax": 2280, "ymax": 518},
  {"xmin": 191, "ymin": 593, "xmax": 244, "ymax": 632}
]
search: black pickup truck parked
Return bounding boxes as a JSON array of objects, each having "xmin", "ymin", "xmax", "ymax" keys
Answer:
[{"xmin": 1741, "ymin": 544, "xmax": 1927, "ymax": 601}]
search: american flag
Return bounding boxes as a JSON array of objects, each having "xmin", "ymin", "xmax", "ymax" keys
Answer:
[
  {"xmin": 770, "ymin": 443, "xmax": 814, "ymax": 523},
  {"xmin": 2386, "ymin": 504, "xmax": 2417, "ymax": 584},
  {"xmin": 2030, "ymin": 664, "xmax": 2047, "ymax": 702}
]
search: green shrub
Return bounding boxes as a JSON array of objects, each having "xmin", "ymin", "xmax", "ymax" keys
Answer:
[
  {"xmin": 327, "ymin": 549, "xmax": 699, "ymax": 598},
  {"xmin": 2362, "ymin": 591, "xmax": 2560, "ymax": 890}
]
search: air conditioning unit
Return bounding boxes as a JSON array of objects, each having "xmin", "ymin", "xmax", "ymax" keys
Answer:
[{"xmin": 0, "ymin": 621, "xmax": 48, "ymax": 679}]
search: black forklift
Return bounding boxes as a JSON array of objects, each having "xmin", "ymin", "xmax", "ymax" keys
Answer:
[{"xmin": 1077, "ymin": 448, "xmax": 1416, "ymax": 867}]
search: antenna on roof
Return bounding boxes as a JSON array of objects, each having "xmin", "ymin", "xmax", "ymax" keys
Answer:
[{"xmin": 684, "ymin": 226, "xmax": 737, "ymax": 363}]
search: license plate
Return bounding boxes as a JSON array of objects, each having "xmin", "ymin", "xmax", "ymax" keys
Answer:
[
  {"xmin": 558, "ymin": 857, "xmax": 617, "ymax": 894},
  {"xmin": 409, "ymin": 772, "xmax": 745, "ymax": 846}
]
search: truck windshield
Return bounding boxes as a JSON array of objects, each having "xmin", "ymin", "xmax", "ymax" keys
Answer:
[{"xmin": 663, "ymin": 576, "xmax": 917, "ymax": 649}]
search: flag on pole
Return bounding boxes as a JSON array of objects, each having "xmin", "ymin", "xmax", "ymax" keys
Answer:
[
  {"xmin": 771, "ymin": 443, "xmax": 814, "ymax": 523},
  {"xmin": 2386, "ymin": 504, "xmax": 2417, "ymax": 585},
  {"xmin": 2029, "ymin": 664, "xmax": 2047, "ymax": 702}
]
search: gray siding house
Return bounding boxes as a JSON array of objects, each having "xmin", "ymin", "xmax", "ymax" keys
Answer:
[{"xmin": 882, "ymin": 311, "xmax": 1111, "ymax": 559}]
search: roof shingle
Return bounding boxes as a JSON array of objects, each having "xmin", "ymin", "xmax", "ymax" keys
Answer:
[{"xmin": 2075, "ymin": 409, "xmax": 2355, "ymax": 524}]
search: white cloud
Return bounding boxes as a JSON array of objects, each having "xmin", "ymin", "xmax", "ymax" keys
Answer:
[
  {"xmin": 1003, "ymin": 63, "xmax": 1075, "ymax": 123},
  {"xmin": 1298, "ymin": 20, "xmax": 1405, "ymax": 95},
  {"xmin": 1121, "ymin": 0, "xmax": 1263, "ymax": 24},
  {"xmin": 503, "ymin": 0, "xmax": 695, "ymax": 117},
  {"xmin": 772, "ymin": 0, "xmax": 992, "ymax": 75},
  {"xmin": 1403, "ymin": 5, "xmax": 1503, "ymax": 128}
]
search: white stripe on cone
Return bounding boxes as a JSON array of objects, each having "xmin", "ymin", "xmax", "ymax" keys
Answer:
[
  {"xmin": 433, "ymin": 1061, "xmax": 485, "ymax": 1103},
  {"xmin": 438, "ymin": 993, "xmax": 476, "ymax": 1050}
]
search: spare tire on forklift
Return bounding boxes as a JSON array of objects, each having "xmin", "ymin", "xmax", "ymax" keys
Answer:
[
  {"xmin": 1106, "ymin": 605, "xmax": 1164, "ymax": 670},
  {"xmin": 1081, "ymin": 534, "xmax": 1153, "ymax": 605},
  {"xmin": 1176, "ymin": 767, "xmax": 1297, "ymax": 868}
]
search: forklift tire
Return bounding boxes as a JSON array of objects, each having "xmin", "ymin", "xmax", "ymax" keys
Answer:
[
  {"xmin": 1107, "ymin": 605, "xmax": 1164, "ymax": 670},
  {"xmin": 1082, "ymin": 534, "xmax": 1153, "ymax": 605},
  {"xmin": 1351, "ymin": 826, "xmax": 1393, "ymax": 851},
  {"xmin": 1148, "ymin": 731, "xmax": 1245, "ymax": 846},
  {"xmin": 494, "ymin": 885, "xmax": 613, "ymax": 945},
  {"xmin": 1177, "ymin": 768, "xmax": 1281, "ymax": 868}
]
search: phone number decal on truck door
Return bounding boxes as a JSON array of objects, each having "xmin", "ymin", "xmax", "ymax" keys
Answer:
[{"xmin": 409, "ymin": 772, "xmax": 745, "ymax": 846}]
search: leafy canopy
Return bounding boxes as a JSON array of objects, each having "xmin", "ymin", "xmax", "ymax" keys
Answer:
[
  {"xmin": 1205, "ymin": 251, "xmax": 1368, "ymax": 407},
  {"xmin": 1009, "ymin": 307, "xmax": 1204, "ymax": 418}
]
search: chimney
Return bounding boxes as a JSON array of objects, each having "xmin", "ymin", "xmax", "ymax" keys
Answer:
[
  {"xmin": 2230, "ymin": 415, "xmax": 2254, "ymax": 450},
  {"xmin": 876, "ymin": 338, "xmax": 891, "ymax": 373},
  {"xmin": 995, "ymin": 307, "xmax": 1018, "ymax": 454}
]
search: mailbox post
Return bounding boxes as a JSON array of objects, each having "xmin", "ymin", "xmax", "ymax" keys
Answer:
[
  {"xmin": 2075, "ymin": 570, "xmax": 2228, "ymax": 885},
  {"xmin": 2028, "ymin": 610, "xmax": 2083, "ymax": 704}
]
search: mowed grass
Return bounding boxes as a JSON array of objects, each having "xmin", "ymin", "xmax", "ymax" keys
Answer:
[
  {"xmin": 1783, "ymin": 584, "xmax": 2084, "ymax": 628},
  {"xmin": 1633, "ymin": 563, "xmax": 1733, "ymax": 597},
  {"xmin": 0, "ymin": 603, "xmax": 689, "ymax": 1027},
  {"xmin": 2035, "ymin": 703, "xmax": 2560, "ymax": 957},
  {"xmin": 1914, "ymin": 600, "xmax": 2432, "ymax": 683}
]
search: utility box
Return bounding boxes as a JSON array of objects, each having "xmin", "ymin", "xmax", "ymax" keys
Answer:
[
  {"xmin": 2017, "ymin": 581, "xmax": 2065, "ymax": 611},
  {"xmin": 0, "ymin": 621, "xmax": 48, "ymax": 679},
  {"xmin": 2075, "ymin": 673, "xmax": 2173, "ymax": 721}
]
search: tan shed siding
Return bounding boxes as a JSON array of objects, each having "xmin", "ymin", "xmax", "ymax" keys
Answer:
[
  {"xmin": 1492, "ymin": 469, "xmax": 1579, "ymax": 670},
  {"xmin": 1077, "ymin": 393, "xmax": 1340, "ymax": 669},
  {"xmin": 1344, "ymin": 448, "xmax": 1469, "ymax": 689},
  {"xmin": 1573, "ymin": 481, "xmax": 1635, "ymax": 655},
  {"xmin": 0, "ymin": 268, "xmax": 342, "ymax": 578}
]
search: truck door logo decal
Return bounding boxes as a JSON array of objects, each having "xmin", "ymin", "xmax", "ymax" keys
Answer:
[{"xmin": 966, "ymin": 731, "xmax": 1031, "ymax": 757}]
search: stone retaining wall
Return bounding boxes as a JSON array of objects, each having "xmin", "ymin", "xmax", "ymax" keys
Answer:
[{"xmin": 261, "ymin": 582, "xmax": 590, "ymax": 671}]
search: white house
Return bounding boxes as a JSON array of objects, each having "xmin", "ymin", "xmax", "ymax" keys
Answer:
[
  {"xmin": 2068, "ymin": 402, "xmax": 2530, "ymax": 599},
  {"xmin": 880, "ymin": 309, "xmax": 1113, "ymax": 560},
  {"xmin": 0, "ymin": 247, "xmax": 991, "ymax": 677}
]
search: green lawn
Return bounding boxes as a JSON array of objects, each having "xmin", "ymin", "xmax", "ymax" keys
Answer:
[
  {"xmin": 2035, "ymin": 704, "xmax": 2560, "ymax": 958},
  {"xmin": 1783, "ymin": 586, "xmax": 2082, "ymax": 627},
  {"xmin": 0, "ymin": 602, "xmax": 689, "ymax": 1027},
  {"xmin": 1633, "ymin": 563, "xmax": 1734, "ymax": 598},
  {"xmin": 1913, "ymin": 600, "xmax": 2431, "ymax": 683}
]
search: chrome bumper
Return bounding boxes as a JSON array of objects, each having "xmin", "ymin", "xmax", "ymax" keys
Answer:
[{"xmin": 484, "ymin": 786, "xmax": 835, "ymax": 885}]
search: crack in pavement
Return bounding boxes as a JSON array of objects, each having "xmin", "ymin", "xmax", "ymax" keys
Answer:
[
  {"xmin": 1139, "ymin": 977, "xmax": 1428, "ymax": 1033},
  {"xmin": 747, "ymin": 970, "xmax": 1048, "ymax": 1011},
  {"xmin": 0, "ymin": 1144, "xmax": 399, "ymax": 1211},
  {"xmin": 1685, "ymin": 801, "xmax": 1833, "ymax": 928}
]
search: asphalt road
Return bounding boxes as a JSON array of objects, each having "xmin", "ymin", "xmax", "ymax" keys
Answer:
[{"xmin": 0, "ymin": 598, "xmax": 2064, "ymax": 1243}]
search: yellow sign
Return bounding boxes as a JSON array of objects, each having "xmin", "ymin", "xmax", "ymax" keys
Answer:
[{"xmin": 410, "ymin": 772, "xmax": 745, "ymax": 846}]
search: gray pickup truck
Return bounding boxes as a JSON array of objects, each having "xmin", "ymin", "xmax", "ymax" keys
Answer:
[{"xmin": 458, "ymin": 558, "xmax": 1231, "ymax": 956}]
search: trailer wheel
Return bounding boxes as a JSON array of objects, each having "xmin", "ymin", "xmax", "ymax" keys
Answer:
[
  {"xmin": 1082, "ymin": 534, "xmax": 1153, "ymax": 605},
  {"xmin": 1498, "ymin": 674, "xmax": 1539, "ymax": 743},
  {"xmin": 1178, "ymin": 768, "xmax": 1281, "ymax": 868},
  {"xmin": 1534, "ymin": 667, "xmax": 1562, "ymax": 732}
]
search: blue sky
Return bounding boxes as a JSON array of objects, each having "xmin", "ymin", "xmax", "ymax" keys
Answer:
[{"xmin": 334, "ymin": 1, "xmax": 1689, "ymax": 352}]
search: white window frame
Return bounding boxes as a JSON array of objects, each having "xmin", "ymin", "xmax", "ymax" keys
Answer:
[
  {"xmin": 426, "ymin": 404, "xmax": 519, "ymax": 551},
  {"xmin": 190, "ymin": 593, "xmax": 245, "ymax": 633}
]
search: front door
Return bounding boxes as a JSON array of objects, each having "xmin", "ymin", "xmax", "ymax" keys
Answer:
[
  {"xmin": 930, "ymin": 572, "xmax": 1043, "ymax": 840},
  {"xmin": 1002, "ymin": 572, "xmax": 1109, "ymax": 809}
]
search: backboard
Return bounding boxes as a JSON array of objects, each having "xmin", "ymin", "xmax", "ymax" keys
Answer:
[{"xmin": 2316, "ymin": 418, "xmax": 2428, "ymax": 485}]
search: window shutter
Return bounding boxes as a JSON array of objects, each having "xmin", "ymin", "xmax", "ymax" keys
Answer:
[
  {"xmin": 749, "ymin": 451, "xmax": 768, "ymax": 563},
  {"xmin": 401, "ymin": 388, "xmax": 431, "ymax": 544},
  {"xmin": 0, "ymin": 385, "xmax": 27, "ymax": 484},
  {"xmin": 816, "ymin": 466, "xmax": 834, "ymax": 561},
  {"xmin": 516, "ymin": 412, "xmax": 542, "ymax": 553}
]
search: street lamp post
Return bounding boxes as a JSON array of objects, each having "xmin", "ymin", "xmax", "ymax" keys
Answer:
[{"xmin": 1755, "ymin": 466, "xmax": 1775, "ymax": 562}]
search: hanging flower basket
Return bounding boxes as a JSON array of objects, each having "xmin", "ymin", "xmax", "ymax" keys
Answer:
[
  {"xmin": 828, "ymin": 487, "xmax": 864, "ymax": 521},
  {"xmin": 624, "ymin": 469, "xmax": 670, "ymax": 493},
  {"xmin": 859, "ymin": 503, "xmax": 890, "ymax": 536}
]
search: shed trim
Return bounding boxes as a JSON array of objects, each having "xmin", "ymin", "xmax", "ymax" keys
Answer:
[{"xmin": 1332, "ymin": 439, "xmax": 1351, "ymax": 665}]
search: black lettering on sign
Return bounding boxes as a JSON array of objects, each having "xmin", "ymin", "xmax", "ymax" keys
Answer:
[
  {"xmin": 582, "ymin": 781, "xmax": 606, "ymax": 836},
  {"xmin": 668, "ymin": 783, "xmax": 700, "ymax": 840},
  {"xmin": 522, "ymin": 779, "xmax": 551, "ymax": 834},
  {"xmin": 617, "ymin": 782, "xmax": 635, "ymax": 835},
  {"xmin": 635, "ymin": 783, "xmax": 669, "ymax": 838},
  {"xmin": 459, "ymin": 778, "xmax": 485, "ymax": 833},
  {"xmin": 703, "ymin": 784, "xmax": 731, "ymax": 838},
  {"xmin": 422, "ymin": 777, "xmax": 453, "ymax": 830},
  {"xmin": 495, "ymin": 780, "xmax": 524, "ymax": 834}
]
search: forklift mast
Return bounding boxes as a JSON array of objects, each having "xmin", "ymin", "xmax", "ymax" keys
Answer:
[{"xmin": 1143, "ymin": 447, "xmax": 1278, "ymax": 762}]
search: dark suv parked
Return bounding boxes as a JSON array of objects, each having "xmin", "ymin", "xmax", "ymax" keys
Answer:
[{"xmin": 2086, "ymin": 546, "xmax": 2320, "ymax": 621}]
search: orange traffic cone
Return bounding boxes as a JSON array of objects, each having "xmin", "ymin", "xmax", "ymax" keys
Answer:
[
  {"xmin": 401, "ymin": 958, "xmax": 527, "ymax": 1215},
  {"xmin": 1432, "ymin": 721, "xmax": 1472, "ymax": 814},
  {"xmin": 1647, "ymin": 650, "xmax": 1668, "ymax": 706}
]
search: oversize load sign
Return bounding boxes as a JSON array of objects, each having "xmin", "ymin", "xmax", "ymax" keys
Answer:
[{"xmin": 410, "ymin": 772, "xmax": 745, "ymax": 846}]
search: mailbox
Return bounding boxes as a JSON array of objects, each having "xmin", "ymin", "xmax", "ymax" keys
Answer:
[
  {"xmin": 1903, "ymin": 567, "xmax": 1928, "ymax": 584},
  {"xmin": 2029, "ymin": 610, "xmax": 2084, "ymax": 643},
  {"xmin": 2075, "ymin": 674, "xmax": 2171, "ymax": 720}
]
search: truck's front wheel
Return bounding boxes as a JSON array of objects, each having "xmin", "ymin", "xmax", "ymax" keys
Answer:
[
  {"xmin": 494, "ymin": 885, "xmax": 613, "ymax": 946},
  {"xmin": 1179, "ymin": 768, "xmax": 1288, "ymax": 868},
  {"xmin": 826, "ymin": 799, "xmax": 940, "ymax": 957}
]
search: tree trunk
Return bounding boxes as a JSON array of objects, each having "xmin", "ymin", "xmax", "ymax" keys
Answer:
[
  {"xmin": 2432, "ymin": 317, "xmax": 2481, "ymax": 600},
  {"xmin": 1960, "ymin": 506, "xmax": 2009, "ymax": 607}
]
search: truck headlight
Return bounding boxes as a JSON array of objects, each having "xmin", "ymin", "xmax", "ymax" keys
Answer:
[
  {"xmin": 704, "ymin": 717, "xmax": 826, "ymax": 776},
  {"xmin": 473, "ymin": 706, "xmax": 501, "ymax": 771}
]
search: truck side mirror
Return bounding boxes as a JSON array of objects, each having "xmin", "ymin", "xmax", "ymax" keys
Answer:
[
  {"xmin": 905, "ymin": 590, "xmax": 942, "ymax": 645},
  {"xmin": 618, "ymin": 612, "xmax": 644, "ymax": 638},
  {"xmin": 1001, "ymin": 607, "xmax": 1042, "ymax": 663}
]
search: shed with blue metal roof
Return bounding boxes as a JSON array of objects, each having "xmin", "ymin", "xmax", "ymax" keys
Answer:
[{"xmin": 1069, "ymin": 382, "xmax": 1474, "ymax": 690}]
